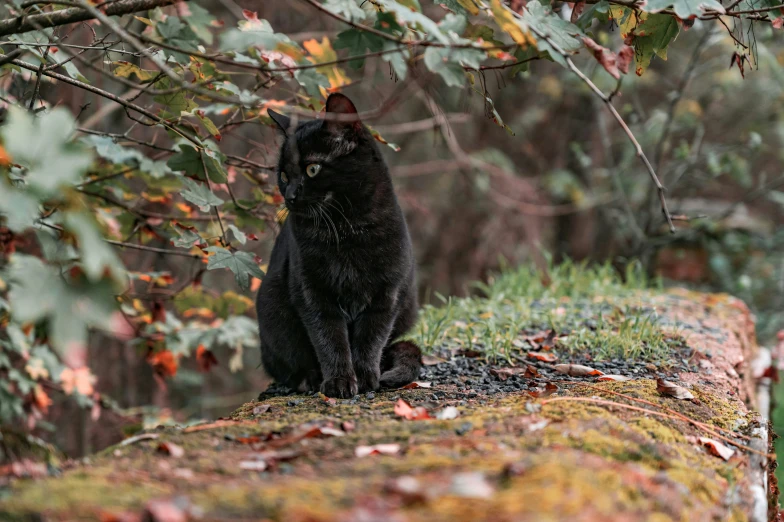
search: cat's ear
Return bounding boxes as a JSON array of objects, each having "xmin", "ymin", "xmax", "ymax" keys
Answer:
[
  {"xmin": 268, "ymin": 109, "xmax": 291, "ymax": 134},
  {"xmin": 324, "ymin": 93, "xmax": 361, "ymax": 135}
]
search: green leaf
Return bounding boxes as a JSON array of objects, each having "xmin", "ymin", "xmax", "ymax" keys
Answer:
[
  {"xmin": 610, "ymin": 7, "xmax": 679, "ymax": 74},
  {"xmin": 64, "ymin": 212, "xmax": 126, "ymax": 284},
  {"xmin": 574, "ymin": 0, "xmax": 611, "ymax": 31},
  {"xmin": 382, "ymin": 41, "xmax": 409, "ymax": 80},
  {"xmin": 424, "ymin": 47, "xmax": 484, "ymax": 86},
  {"xmin": 768, "ymin": 191, "xmax": 784, "ymax": 209},
  {"xmin": 228, "ymin": 224, "xmax": 247, "ymax": 245},
  {"xmin": 323, "ymin": 0, "xmax": 367, "ymax": 21},
  {"xmin": 219, "ymin": 13, "xmax": 291, "ymax": 52},
  {"xmin": 380, "ymin": 0, "xmax": 450, "ymax": 44},
  {"xmin": 643, "ymin": 0, "xmax": 724, "ymax": 18},
  {"xmin": 167, "ymin": 144, "xmax": 227, "ymax": 183},
  {"xmin": 4, "ymin": 254, "xmax": 117, "ymax": 352},
  {"xmin": 334, "ymin": 29, "xmax": 384, "ymax": 69},
  {"xmin": 0, "ymin": 178, "xmax": 39, "ymax": 233},
  {"xmin": 180, "ymin": 177, "xmax": 224, "ymax": 212},
  {"xmin": 522, "ymin": 1, "xmax": 584, "ymax": 67},
  {"xmin": 83, "ymin": 135, "xmax": 172, "ymax": 178},
  {"xmin": 0, "ymin": 107, "xmax": 93, "ymax": 195},
  {"xmin": 155, "ymin": 16, "xmax": 201, "ymax": 63},
  {"xmin": 181, "ymin": 2, "xmax": 217, "ymax": 45},
  {"xmin": 204, "ymin": 247, "xmax": 265, "ymax": 290},
  {"xmin": 171, "ymin": 223, "xmax": 203, "ymax": 248}
]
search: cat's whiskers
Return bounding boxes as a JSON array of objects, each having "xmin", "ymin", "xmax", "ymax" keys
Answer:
[
  {"xmin": 317, "ymin": 203, "xmax": 340, "ymax": 247},
  {"xmin": 325, "ymin": 199, "xmax": 354, "ymax": 234}
]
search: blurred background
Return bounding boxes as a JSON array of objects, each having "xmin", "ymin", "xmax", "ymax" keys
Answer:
[{"xmin": 1, "ymin": 0, "xmax": 783, "ymax": 472}]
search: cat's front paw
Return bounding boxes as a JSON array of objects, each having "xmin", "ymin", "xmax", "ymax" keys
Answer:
[
  {"xmin": 355, "ymin": 365, "xmax": 380, "ymax": 393},
  {"xmin": 321, "ymin": 375, "xmax": 358, "ymax": 399}
]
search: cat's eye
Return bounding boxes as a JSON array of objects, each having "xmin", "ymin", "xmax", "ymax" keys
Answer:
[
  {"xmin": 280, "ymin": 171, "xmax": 288, "ymax": 183},
  {"xmin": 306, "ymin": 163, "xmax": 322, "ymax": 178}
]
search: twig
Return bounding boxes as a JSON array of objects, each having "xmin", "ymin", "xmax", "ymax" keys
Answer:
[
  {"xmin": 0, "ymin": 0, "xmax": 190, "ymax": 37},
  {"xmin": 106, "ymin": 239, "xmax": 203, "ymax": 258},
  {"xmin": 516, "ymin": 11, "xmax": 676, "ymax": 232},
  {"xmin": 541, "ymin": 396, "xmax": 773, "ymax": 458},
  {"xmin": 28, "ymin": 43, "xmax": 51, "ymax": 111}
]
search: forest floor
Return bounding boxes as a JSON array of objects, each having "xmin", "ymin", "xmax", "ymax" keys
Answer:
[{"xmin": 0, "ymin": 267, "xmax": 775, "ymax": 521}]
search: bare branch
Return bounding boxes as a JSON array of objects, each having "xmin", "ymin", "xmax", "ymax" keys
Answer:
[{"xmin": 0, "ymin": 0, "xmax": 189, "ymax": 37}]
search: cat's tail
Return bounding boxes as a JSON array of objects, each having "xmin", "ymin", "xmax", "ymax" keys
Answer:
[{"xmin": 379, "ymin": 340, "xmax": 423, "ymax": 388}]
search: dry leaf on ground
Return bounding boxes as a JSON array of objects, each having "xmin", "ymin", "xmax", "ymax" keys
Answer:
[
  {"xmin": 598, "ymin": 375, "xmax": 632, "ymax": 382},
  {"xmin": 400, "ymin": 381, "xmax": 432, "ymax": 389},
  {"xmin": 394, "ymin": 399, "xmax": 431, "ymax": 420},
  {"xmin": 527, "ymin": 351, "xmax": 557, "ymax": 363},
  {"xmin": 554, "ymin": 364, "xmax": 603, "ymax": 376},
  {"xmin": 355, "ymin": 444, "xmax": 401, "ymax": 457},
  {"xmin": 691, "ymin": 436, "xmax": 735, "ymax": 461},
  {"xmin": 656, "ymin": 378, "xmax": 695, "ymax": 400},
  {"xmin": 156, "ymin": 442, "xmax": 184, "ymax": 458},
  {"xmin": 436, "ymin": 406, "xmax": 459, "ymax": 420}
]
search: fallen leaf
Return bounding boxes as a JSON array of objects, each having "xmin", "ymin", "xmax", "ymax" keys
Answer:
[
  {"xmin": 385, "ymin": 476, "xmax": 428, "ymax": 505},
  {"xmin": 554, "ymin": 364, "xmax": 603, "ymax": 376},
  {"xmin": 195, "ymin": 345, "xmax": 218, "ymax": 372},
  {"xmin": 458, "ymin": 349, "xmax": 482, "ymax": 358},
  {"xmin": 422, "ymin": 355, "xmax": 446, "ymax": 366},
  {"xmin": 449, "ymin": 472, "xmax": 495, "ymax": 499},
  {"xmin": 656, "ymin": 378, "xmax": 694, "ymax": 400},
  {"xmin": 144, "ymin": 499, "xmax": 187, "ymax": 522},
  {"xmin": 400, "ymin": 381, "xmax": 432, "ymax": 389},
  {"xmin": 341, "ymin": 420, "xmax": 356, "ymax": 432},
  {"xmin": 394, "ymin": 399, "xmax": 431, "ymax": 420},
  {"xmin": 315, "ymin": 426, "xmax": 346, "ymax": 437},
  {"xmin": 527, "ymin": 351, "xmax": 557, "ymax": 363},
  {"xmin": 597, "ymin": 374, "xmax": 632, "ymax": 381},
  {"xmin": 157, "ymin": 442, "xmax": 184, "ymax": 458},
  {"xmin": 436, "ymin": 406, "xmax": 460, "ymax": 420},
  {"xmin": 355, "ymin": 443, "xmax": 401, "ymax": 458},
  {"xmin": 527, "ymin": 382, "xmax": 559, "ymax": 398},
  {"xmin": 252, "ymin": 404, "xmax": 271, "ymax": 415},
  {"xmin": 0, "ymin": 459, "xmax": 47, "ymax": 478},
  {"xmin": 695, "ymin": 437, "xmax": 735, "ymax": 461},
  {"xmin": 120, "ymin": 433, "xmax": 159, "ymax": 446},
  {"xmin": 490, "ymin": 367, "xmax": 533, "ymax": 381},
  {"xmin": 182, "ymin": 420, "xmax": 255, "ymax": 433},
  {"xmin": 239, "ymin": 460, "xmax": 268, "ymax": 471}
]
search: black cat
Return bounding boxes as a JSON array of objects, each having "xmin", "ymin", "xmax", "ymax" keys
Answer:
[{"xmin": 256, "ymin": 93, "xmax": 421, "ymax": 399}]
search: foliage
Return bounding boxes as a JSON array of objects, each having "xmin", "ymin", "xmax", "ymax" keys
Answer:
[{"xmin": 0, "ymin": 0, "xmax": 781, "ymax": 439}]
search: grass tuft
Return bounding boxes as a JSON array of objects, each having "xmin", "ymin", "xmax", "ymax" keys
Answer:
[{"xmin": 409, "ymin": 259, "xmax": 680, "ymax": 363}]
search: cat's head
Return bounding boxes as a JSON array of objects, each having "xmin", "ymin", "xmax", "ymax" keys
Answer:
[{"xmin": 268, "ymin": 93, "xmax": 385, "ymax": 214}]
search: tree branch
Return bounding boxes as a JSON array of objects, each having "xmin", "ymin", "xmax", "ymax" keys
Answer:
[{"xmin": 0, "ymin": 0, "xmax": 189, "ymax": 37}]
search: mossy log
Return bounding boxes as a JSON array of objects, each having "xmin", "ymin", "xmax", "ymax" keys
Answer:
[{"xmin": 0, "ymin": 290, "xmax": 775, "ymax": 522}]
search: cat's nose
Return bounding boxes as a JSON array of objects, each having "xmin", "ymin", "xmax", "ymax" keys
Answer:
[{"xmin": 285, "ymin": 184, "xmax": 300, "ymax": 205}]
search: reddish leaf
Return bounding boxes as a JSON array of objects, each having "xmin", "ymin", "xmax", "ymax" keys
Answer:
[
  {"xmin": 195, "ymin": 345, "xmax": 218, "ymax": 372},
  {"xmin": 341, "ymin": 420, "xmax": 356, "ymax": 432},
  {"xmin": 156, "ymin": 442, "xmax": 185, "ymax": 458},
  {"xmin": 570, "ymin": 1, "xmax": 586, "ymax": 23},
  {"xmin": 554, "ymin": 364, "xmax": 603, "ymax": 376},
  {"xmin": 394, "ymin": 399, "xmax": 431, "ymax": 420},
  {"xmin": 656, "ymin": 378, "xmax": 694, "ymax": 400},
  {"xmin": 583, "ymin": 37, "xmax": 621, "ymax": 80},
  {"xmin": 400, "ymin": 381, "xmax": 432, "ymax": 389},
  {"xmin": 693, "ymin": 437, "xmax": 735, "ymax": 460},
  {"xmin": 527, "ymin": 351, "xmax": 557, "ymax": 363},
  {"xmin": 617, "ymin": 45, "xmax": 634, "ymax": 75},
  {"xmin": 144, "ymin": 499, "xmax": 187, "ymax": 522},
  {"xmin": 355, "ymin": 443, "xmax": 401, "ymax": 457},
  {"xmin": 253, "ymin": 404, "xmax": 272, "ymax": 415},
  {"xmin": 527, "ymin": 382, "xmax": 559, "ymax": 398},
  {"xmin": 772, "ymin": 17, "xmax": 783, "ymax": 29},
  {"xmin": 490, "ymin": 366, "xmax": 539, "ymax": 381}
]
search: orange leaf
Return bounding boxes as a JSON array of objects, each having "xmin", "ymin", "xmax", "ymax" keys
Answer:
[
  {"xmin": 394, "ymin": 399, "xmax": 431, "ymax": 420},
  {"xmin": 0, "ymin": 145, "xmax": 11, "ymax": 167},
  {"xmin": 148, "ymin": 350, "xmax": 178, "ymax": 378},
  {"xmin": 60, "ymin": 367, "xmax": 96, "ymax": 396},
  {"xmin": 303, "ymin": 37, "xmax": 351, "ymax": 90},
  {"xmin": 527, "ymin": 351, "xmax": 557, "ymax": 363},
  {"xmin": 196, "ymin": 345, "xmax": 218, "ymax": 372},
  {"xmin": 33, "ymin": 385, "xmax": 52, "ymax": 413}
]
